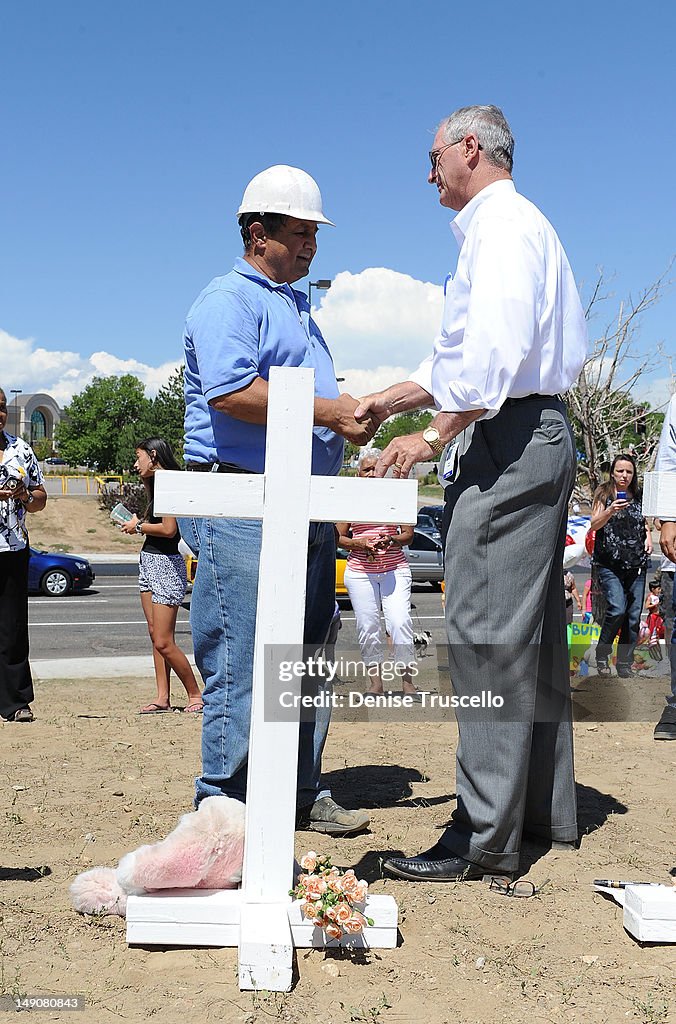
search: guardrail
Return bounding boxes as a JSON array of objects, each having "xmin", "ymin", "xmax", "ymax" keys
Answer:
[{"xmin": 42, "ymin": 475, "xmax": 124, "ymax": 496}]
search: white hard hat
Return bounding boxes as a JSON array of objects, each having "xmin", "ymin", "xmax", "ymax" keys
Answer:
[{"xmin": 236, "ymin": 165, "xmax": 334, "ymax": 226}]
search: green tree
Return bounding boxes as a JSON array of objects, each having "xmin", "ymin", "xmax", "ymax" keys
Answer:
[
  {"xmin": 55, "ymin": 375, "xmax": 151, "ymax": 472},
  {"xmin": 32, "ymin": 438, "xmax": 53, "ymax": 461},
  {"xmin": 116, "ymin": 366, "xmax": 186, "ymax": 469},
  {"xmin": 373, "ymin": 409, "xmax": 434, "ymax": 451},
  {"xmin": 149, "ymin": 366, "xmax": 185, "ymax": 458}
]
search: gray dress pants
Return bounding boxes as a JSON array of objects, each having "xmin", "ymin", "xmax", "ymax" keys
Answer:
[{"xmin": 440, "ymin": 397, "xmax": 578, "ymax": 872}]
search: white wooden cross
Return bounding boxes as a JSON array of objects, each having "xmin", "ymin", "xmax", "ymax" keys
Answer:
[
  {"xmin": 125, "ymin": 367, "xmax": 417, "ymax": 991},
  {"xmin": 643, "ymin": 472, "xmax": 676, "ymax": 518}
]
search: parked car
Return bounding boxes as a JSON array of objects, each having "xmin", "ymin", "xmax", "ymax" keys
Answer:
[
  {"xmin": 418, "ymin": 505, "xmax": 444, "ymax": 531},
  {"xmin": 28, "ymin": 548, "xmax": 95, "ymax": 596},
  {"xmin": 44, "ymin": 456, "xmax": 68, "ymax": 466},
  {"xmin": 336, "ymin": 531, "xmax": 443, "ymax": 593},
  {"xmin": 404, "ymin": 529, "xmax": 443, "ymax": 588},
  {"xmin": 336, "ymin": 546, "xmax": 348, "ymax": 595},
  {"xmin": 416, "ymin": 512, "xmax": 441, "ymax": 541}
]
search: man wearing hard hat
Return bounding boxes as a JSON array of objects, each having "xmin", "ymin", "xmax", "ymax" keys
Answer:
[{"xmin": 181, "ymin": 165, "xmax": 373, "ymax": 835}]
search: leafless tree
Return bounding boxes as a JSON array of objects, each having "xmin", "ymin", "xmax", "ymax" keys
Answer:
[{"xmin": 565, "ymin": 261, "xmax": 674, "ymax": 499}]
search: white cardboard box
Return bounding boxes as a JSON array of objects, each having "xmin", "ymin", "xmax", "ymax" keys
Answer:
[
  {"xmin": 126, "ymin": 889, "xmax": 398, "ymax": 950},
  {"xmin": 623, "ymin": 885, "xmax": 676, "ymax": 943}
]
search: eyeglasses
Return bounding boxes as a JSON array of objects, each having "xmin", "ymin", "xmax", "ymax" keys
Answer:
[
  {"xmin": 429, "ymin": 137, "xmax": 483, "ymax": 173},
  {"xmin": 429, "ymin": 139, "xmax": 463, "ymax": 172},
  {"xmin": 0, "ymin": 404, "xmax": 7, "ymax": 413},
  {"xmin": 489, "ymin": 876, "xmax": 550, "ymax": 898}
]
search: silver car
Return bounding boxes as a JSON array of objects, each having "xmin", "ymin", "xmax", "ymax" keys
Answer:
[{"xmin": 404, "ymin": 528, "xmax": 443, "ymax": 588}]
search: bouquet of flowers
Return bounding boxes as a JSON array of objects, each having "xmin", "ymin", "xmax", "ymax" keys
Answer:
[{"xmin": 290, "ymin": 852, "xmax": 373, "ymax": 941}]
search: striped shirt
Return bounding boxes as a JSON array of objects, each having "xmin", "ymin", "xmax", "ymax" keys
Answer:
[{"xmin": 346, "ymin": 523, "xmax": 408, "ymax": 574}]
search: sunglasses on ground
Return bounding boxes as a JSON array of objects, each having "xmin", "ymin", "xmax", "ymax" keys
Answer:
[{"xmin": 489, "ymin": 876, "xmax": 550, "ymax": 898}]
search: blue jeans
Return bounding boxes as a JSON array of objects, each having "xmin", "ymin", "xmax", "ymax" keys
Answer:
[
  {"xmin": 596, "ymin": 565, "xmax": 646, "ymax": 667},
  {"xmin": 660, "ymin": 569, "xmax": 676, "ymax": 707},
  {"xmin": 179, "ymin": 516, "xmax": 336, "ymax": 807}
]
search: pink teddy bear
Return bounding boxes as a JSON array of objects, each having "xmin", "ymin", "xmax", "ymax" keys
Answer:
[{"xmin": 70, "ymin": 796, "xmax": 245, "ymax": 918}]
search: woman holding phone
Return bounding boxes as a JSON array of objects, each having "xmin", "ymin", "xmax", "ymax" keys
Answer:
[{"xmin": 590, "ymin": 453, "xmax": 651, "ymax": 677}]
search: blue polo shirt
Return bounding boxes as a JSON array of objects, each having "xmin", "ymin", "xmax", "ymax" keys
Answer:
[{"xmin": 183, "ymin": 258, "xmax": 343, "ymax": 475}]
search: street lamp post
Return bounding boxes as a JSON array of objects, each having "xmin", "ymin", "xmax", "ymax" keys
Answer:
[
  {"xmin": 308, "ymin": 279, "xmax": 332, "ymax": 309},
  {"xmin": 10, "ymin": 390, "xmax": 22, "ymax": 437}
]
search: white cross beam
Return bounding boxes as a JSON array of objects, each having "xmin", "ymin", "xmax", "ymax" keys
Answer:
[
  {"xmin": 643, "ymin": 472, "xmax": 676, "ymax": 517},
  {"xmin": 126, "ymin": 367, "xmax": 417, "ymax": 991}
]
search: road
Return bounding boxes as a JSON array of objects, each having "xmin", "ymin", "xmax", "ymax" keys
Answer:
[
  {"xmin": 28, "ymin": 572, "xmax": 449, "ymax": 661},
  {"xmin": 29, "ymin": 560, "xmax": 661, "ymax": 663}
]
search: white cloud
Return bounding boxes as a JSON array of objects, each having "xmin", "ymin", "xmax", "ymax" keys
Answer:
[
  {"xmin": 1, "ymin": 268, "xmax": 442, "ymax": 407},
  {"xmin": 337, "ymin": 366, "xmax": 418, "ymax": 399},
  {"xmin": 632, "ymin": 374, "xmax": 675, "ymax": 411},
  {"xmin": 7, "ymin": 265, "xmax": 665, "ymax": 415},
  {"xmin": 0, "ymin": 329, "xmax": 180, "ymax": 407},
  {"xmin": 313, "ymin": 268, "xmax": 442, "ymax": 373}
]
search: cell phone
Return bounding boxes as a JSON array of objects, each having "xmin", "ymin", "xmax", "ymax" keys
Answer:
[{"xmin": 616, "ymin": 491, "xmax": 627, "ymax": 501}]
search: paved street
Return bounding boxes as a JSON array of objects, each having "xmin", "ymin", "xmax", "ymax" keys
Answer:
[
  {"xmin": 28, "ymin": 559, "xmax": 661, "ymax": 663},
  {"xmin": 28, "ymin": 571, "xmax": 448, "ymax": 661}
]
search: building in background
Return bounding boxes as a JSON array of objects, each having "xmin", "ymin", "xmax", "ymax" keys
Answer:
[{"xmin": 8, "ymin": 392, "xmax": 63, "ymax": 445}]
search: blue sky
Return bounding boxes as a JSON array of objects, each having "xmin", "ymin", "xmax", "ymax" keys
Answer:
[{"xmin": 1, "ymin": 0, "xmax": 674, "ymax": 407}]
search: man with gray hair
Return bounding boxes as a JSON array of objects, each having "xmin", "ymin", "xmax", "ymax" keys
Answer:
[{"xmin": 356, "ymin": 105, "xmax": 588, "ymax": 880}]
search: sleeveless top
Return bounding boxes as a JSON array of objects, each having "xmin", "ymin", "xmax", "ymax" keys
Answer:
[
  {"xmin": 593, "ymin": 495, "xmax": 649, "ymax": 572},
  {"xmin": 142, "ymin": 510, "xmax": 180, "ymax": 556}
]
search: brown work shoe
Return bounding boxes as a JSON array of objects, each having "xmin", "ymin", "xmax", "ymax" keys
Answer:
[{"xmin": 297, "ymin": 797, "xmax": 370, "ymax": 836}]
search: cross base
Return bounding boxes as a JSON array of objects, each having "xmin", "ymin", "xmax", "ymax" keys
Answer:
[{"xmin": 126, "ymin": 890, "xmax": 398, "ymax": 990}]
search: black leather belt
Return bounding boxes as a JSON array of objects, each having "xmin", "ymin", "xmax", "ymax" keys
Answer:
[
  {"xmin": 504, "ymin": 394, "xmax": 561, "ymax": 405},
  {"xmin": 185, "ymin": 461, "xmax": 250, "ymax": 474}
]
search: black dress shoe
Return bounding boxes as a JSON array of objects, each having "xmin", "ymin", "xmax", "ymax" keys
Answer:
[{"xmin": 383, "ymin": 843, "xmax": 489, "ymax": 882}]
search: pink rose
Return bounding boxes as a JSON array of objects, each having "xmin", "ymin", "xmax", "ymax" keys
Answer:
[
  {"xmin": 300, "ymin": 852, "xmax": 318, "ymax": 872},
  {"xmin": 340, "ymin": 871, "xmax": 359, "ymax": 899},
  {"xmin": 302, "ymin": 900, "xmax": 318, "ymax": 920},
  {"xmin": 303, "ymin": 876, "xmax": 327, "ymax": 900},
  {"xmin": 353, "ymin": 881, "xmax": 368, "ymax": 903},
  {"xmin": 334, "ymin": 903, "xmax": 352, "ymax": 924},
  {"xmin": 343, "ymin": 912, "xmax": 367, "ymax": 934},
  {"xmin": 325, "ymin": 922, "xmax": 343, "ymax": 941}
]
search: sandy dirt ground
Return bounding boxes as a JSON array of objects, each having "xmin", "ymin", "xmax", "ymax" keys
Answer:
[
  {"xmin": 10, "ymin": 497, "xmax": 676, "ymax": 1021},
  {"xmin": 2, "ymin": 669, "xmax": 675, "ymax": 1024},
  {"xmin": 27, "ymin": 495, "xmax": 143, "ymax": 554}
]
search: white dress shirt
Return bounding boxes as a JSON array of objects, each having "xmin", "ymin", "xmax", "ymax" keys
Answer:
[
  {"xmin": 409, "ymin": 180, "xmax": 588, "ymax": 416},
  {"xmin": 655, "ymin": 395, "xmax": 676, "ymax": 545}
]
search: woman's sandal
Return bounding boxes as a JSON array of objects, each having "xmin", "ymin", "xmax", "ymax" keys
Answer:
[
  {"xmin": 139, "ymin": 702, "xmax": 172, "ymax": 714},
  {"xmin": 183, "ymin": 702, "xmax": 204, "ymax": 714}
]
